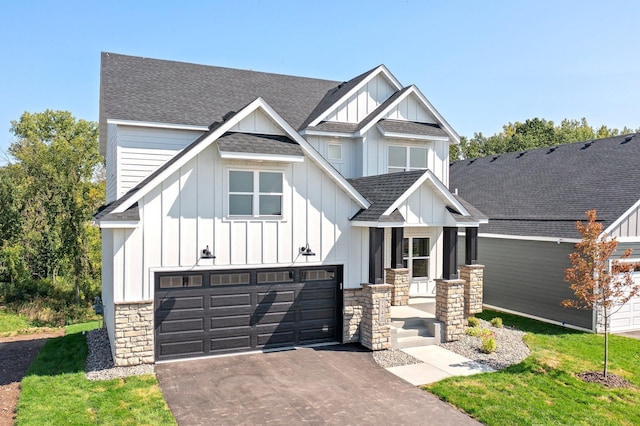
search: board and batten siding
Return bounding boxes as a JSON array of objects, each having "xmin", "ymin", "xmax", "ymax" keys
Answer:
[
  {"xmin": 475, "ymin": 237, "xmax": 593, "ymax": 330},
  {"xmin": 109, "ymin": 143, "xmax": 366, "ymax": 303},
  {"xmin": 325, "ymin": 74, "xmax": 395, "ymax": 123},
  {"xmin": 105, "ymin": 124, "xmax": 119, "ymax": 203},
  {"xmin": 382, "ymin": 93, "xmax": 437, "ymax": 124},
  {"xmin": 609, "ymin": 204, "xmax": 640, "ymax": 238},
  {"xmin": 101, "ymin": 228, "xmax": 115, "ymax": 355},
  {"xmin": 115, "ymin": 126, "xmax": 203, "ymax": 198},
  {"xmin": 304, "ymin": 135, "xmax": 355, "ymax": 178}
]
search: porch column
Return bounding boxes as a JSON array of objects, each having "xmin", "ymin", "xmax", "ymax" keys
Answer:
[
  {"xmin": 391, "ymin": 227, "xmax": 404, "ymax": 268},
  {"xmin": 443, "ymin": 227, "xmax": 459, "ymax": 280},
  {"xmin": 465, "ymin": 227, "xmax": 478, "ymax": 265},
  {"xmin": 369, "ymin": 228, "xmax": 384, "ymax": 284}
]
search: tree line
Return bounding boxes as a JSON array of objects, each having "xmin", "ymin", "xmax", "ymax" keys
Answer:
[
  {"xmin": 0, "ymin": 110, "xmax": 103, "ymax": 324},
  {"xmin": 450, "ymin": 117, "xmax": 640, "ymax": 161}
]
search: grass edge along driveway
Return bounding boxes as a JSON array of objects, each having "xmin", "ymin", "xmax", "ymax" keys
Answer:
[
  {"xmin": 425, "ymin": 310, "xmax": 640, "ymax": 426},
  {"xmin": 15, "ymin": 322, "xmax": 175, "ymax": 426}
]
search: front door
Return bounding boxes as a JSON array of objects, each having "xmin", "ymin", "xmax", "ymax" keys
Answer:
[{"xmin": 403, "ymin": 237, "xmax": 431, "ymax": 294}]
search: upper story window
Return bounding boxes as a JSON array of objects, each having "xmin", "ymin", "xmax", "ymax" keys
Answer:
[
  {"xmin": 229, "ymin": 170, "xmax": 283, "ymax": 216},
  {"xmin": 388, "ymin": 145, "xmax": 427, "ymax": 173},
  {"xmin": 328, "ymin": 143, "xmax": 342, "ymax": 161}
]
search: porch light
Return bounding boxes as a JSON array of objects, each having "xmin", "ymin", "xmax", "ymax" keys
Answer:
[
  {"xmin": 299, "ymin": 243, "xmax": 316, "ymax": 256},
  {"xmin": 201, "ymin": 245, "xmax": 216, "ymax": 259}
]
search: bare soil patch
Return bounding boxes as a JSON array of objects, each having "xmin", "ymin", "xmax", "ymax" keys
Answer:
[
  {"xmin": 577, "ymin": 371, "xmax": 633, "ymax": 388},
  {"xmin": 0, "ymin": 330, "xmax": 64, "ymax": 426}
]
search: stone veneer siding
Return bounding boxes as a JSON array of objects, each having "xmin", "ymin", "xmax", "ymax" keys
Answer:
[
  {"xmin": 343, "ymin": 288, "xmax": 363, "ymax": 343},
  {"xmin": 385, "ymin": 268, "xmax": 410, "ymax": 306},
  {"xmin": 360, "ymin": 283, "xmax": 393, "ymax": 350},
  {"xmin": 435, "ymin": 279, "xmax": 465, "ymax": 342},
  {"xmin": 460, "ymin": 264, "xmax": 484, "ymax": 317},
  {"xmin": 114, "ymin": 301, "xmax": 154, "ymax": 366}
]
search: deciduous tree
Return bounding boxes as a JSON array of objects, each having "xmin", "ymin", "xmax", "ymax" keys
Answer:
[{"xmin": 563, "ymin": 210, "xmax": 640, "ymax": 378}]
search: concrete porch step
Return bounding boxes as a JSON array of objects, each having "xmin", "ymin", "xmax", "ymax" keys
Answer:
[
  {"xmin": 390, "ymin": 317, "xmax": 443, "ymax": 349},
  {"xmin": 395, "ymin": 335, "xmax": 439, "ymax": 349}
]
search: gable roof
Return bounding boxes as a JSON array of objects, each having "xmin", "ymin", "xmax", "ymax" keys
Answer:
[
  {"xmin": 95, "ymin": 97, "xmax": 369, "ymax": 222},
  {"xmin": 347, "ymin": 170, "xmax": 484, "ymax": 226},
  {"xmin": 449, "ymin": 133, "xmax": 640, "ymax": 239},
  {"xmin": 99, "ymin": 52, "xmax": 340, "ymax": 155},
  {"xmin": 217, "ymin": 132, "xmax": 303, "ymax": 157}
]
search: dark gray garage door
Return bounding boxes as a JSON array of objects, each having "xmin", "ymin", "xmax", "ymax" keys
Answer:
[{"xmin": 154, "ymin": 265, "xmax": 342, "ymax": 361}]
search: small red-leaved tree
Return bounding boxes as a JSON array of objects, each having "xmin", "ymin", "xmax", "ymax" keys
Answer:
[{"xmin": 563, "ymin": 209, "xmax": 640, "ymax": 378}]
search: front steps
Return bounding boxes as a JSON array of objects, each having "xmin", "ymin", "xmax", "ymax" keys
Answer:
[{"xmin": 390, "ymin": 316, "xmax": 443, "ymax": 349}]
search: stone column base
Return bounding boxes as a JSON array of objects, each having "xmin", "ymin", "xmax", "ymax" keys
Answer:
[
  {"xmin": 360, "ymin": 283, "xmax": 393, "ymax": 350},
  {"xmin": 435, "ymin": 279, "xmax": 465, "ymax": 342},
  {"xmin": 385, "ymin": 268, "xmax": 410, "ymax": 306},
  {"xmin": 113, "ymin": 301, "xmax": 154, "ymax": 366},
  {"xmin": 343, "ymin": 288, "xmax": 363, "ymax": 343},
  {"xmin": 460, "ymin": 264, "xmax": 484, "ymax": 317}
]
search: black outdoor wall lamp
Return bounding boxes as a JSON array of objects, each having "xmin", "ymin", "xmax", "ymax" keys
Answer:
[
  {"xmin": 201, "ymin": 245, "xmax": 216, "ymax": 259},
  {"xmin": 299, "ymin": 243, "xmax": 316, "ymax": 256}
]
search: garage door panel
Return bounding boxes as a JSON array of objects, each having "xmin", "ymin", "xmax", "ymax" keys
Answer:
[
  {"xmin": 210, "ymin": 293, "xmax": 252, "ymax": 308},
  {"xmin": 209, "ymin": 336, "xmax": 252, "ymax": 352},
  {"xmin": 159, "ymin": 339, "xmax": 204, "ymax": 358},
  {"xmin": 258, "ymin": 330, "xmax": 296, "ymax": 347},
  {"xmin": 155, "ymin": 266, "xmax": 342, "ymax": 361},
  {"xmin": 158, "ymin": 296, "xmax": 205, "ymax": 311},
  {"xmin": 210, "ymin": 315, "xmax": 252, "ymax": 329},
  {"xmin": 159, "ymin": 318, "xmax": 205, "ymax": 334}
]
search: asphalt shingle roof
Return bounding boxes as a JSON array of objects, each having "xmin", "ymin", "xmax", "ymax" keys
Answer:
[
  {"xmin": 99, "ymin": 52, "xmax": 341, "ymax": 154},
  {"xmin": 217, "ymin": 132, "xmax": 303, "ymax": 157},
  {"xmin": 448, "ymin": 133, "xmax": 640, "ymax": 239},
  {"xmin": 348, "ymin": 170, "xmax": 426, "ymax": 222},
  {"xmin": 377, "ymin": 119, "xmax": 448, "ymax": 138}
]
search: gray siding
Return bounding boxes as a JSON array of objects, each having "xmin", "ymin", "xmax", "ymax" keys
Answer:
[
  {"xmin": 616, "ymin": 242, "xmax": 640, "ymax": 258},
  {"xmin": 468, "ymin": 237, "xmax": 593, "ymax": 330}
]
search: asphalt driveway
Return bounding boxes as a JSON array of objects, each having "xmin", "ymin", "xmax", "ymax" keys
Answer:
[{"xmin": 156, "ymin": 344, "xmax": 479, "ymax": 425}]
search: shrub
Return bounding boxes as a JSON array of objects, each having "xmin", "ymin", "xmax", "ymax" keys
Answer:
[
  {"xmin": 466, "ymin": 326, "xmax": 492, "ymax": 337},
  {"xmin": 467, "ymin": 317, "xmax": 480, "ymax": 327},
  {"xmin": 481, "ymin": 333, "xmax": 497, "ymax": 353},
  {"xmin": 491, "ymin": 317, "xmax": 504, "ymax": 328}
]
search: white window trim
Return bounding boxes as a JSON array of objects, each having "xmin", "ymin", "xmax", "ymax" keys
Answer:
[
  {"xmin": 387, "ymin": 144, "xmax": 427, "ymax": 173},
  {"xmin": 328, "ymin": 143, "xmax": 343, "ymax": 161},
  {"xmin": 227, "ymin": 168, "xmax": 284, "ymax": 219},
  {"xmin": 403, "ymin": 236, "xmax": 431, "ymax": 279}
]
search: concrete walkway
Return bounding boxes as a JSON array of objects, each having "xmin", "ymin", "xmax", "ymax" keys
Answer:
[{"xmin": 386, "ymin": 346, "xmax": 495, "ymax": 386}]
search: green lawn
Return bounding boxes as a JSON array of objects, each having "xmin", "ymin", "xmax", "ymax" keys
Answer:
[
  {"xmin": 0, "ymin": 307, "xmax": 60, "ymax": 337},
  {"xmin": 426, "ymin": 310, "xmax": 640, "ymax": 426},
  {"xmin": 16, "ymin": 322, "xmax": 175, "ymax": 425}
]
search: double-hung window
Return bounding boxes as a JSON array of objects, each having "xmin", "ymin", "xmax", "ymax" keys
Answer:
[
  {"xmin": 388, "ymin": 145, "xmax": 427, "ymax": 173},
  {"xmin": 229, "ymin": 171, "xmax": 283, "ymax": 216}
]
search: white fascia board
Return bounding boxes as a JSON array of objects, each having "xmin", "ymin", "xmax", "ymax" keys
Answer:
[
  {"xmin": 97, "ymin": 220, "xmax": 140, "ymax": 229},
  {"xmin": 299, "ymin": 129, "xmax": 355, "ymax": 138},
  {"xmin": 106, "ymin": 119, "xmax": 209, "ymax": 132},
  {"xmin": 382, "ymin": 170, "xmax": 469, "ymax": 217},
  {"xmin": 308, "ymin": 65, "xmax": 402, "ymax": 127},
  {"xmin": 350, "ymin": 221, "xmax": 406, "ymax": 228},
  {"xmin": 616, "ymin": 236, "xmax": 640, "ymax": 243},
  {"xmin": 409, "ymin": 86, "xmax": 460, "ymax": 143},
  {"xmin": 603, "ymin": 197, "xmax": 640, "ymax": 236},
  {"xmin": 376, "ymin": 124, "xmax": 450, "ymax": 142},
  {"xmin": 478, "ymin": 233, "xmax": 581, "ymax": 244},
  {"xmin": 218, "ymin": 151, "xmax": 305, "ymax": 163}
]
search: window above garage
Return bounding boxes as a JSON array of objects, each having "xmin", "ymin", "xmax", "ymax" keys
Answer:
[{"xmin": 229, "ymin": 170, "xmax": 283, "ymax": 217}]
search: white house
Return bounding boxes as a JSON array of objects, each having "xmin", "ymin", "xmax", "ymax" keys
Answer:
[{"xmin": 95, "ymin": 53, "xmax": 486, "ymax": 365}]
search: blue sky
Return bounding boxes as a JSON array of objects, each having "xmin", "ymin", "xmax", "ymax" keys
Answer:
[{"xmin": 1, "ymin": 0, "xmax": 639, "ymax": 160}]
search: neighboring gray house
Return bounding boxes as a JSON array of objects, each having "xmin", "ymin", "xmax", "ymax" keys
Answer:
[
  {"xmin": 450, "ymin": 134, "xmax": 640, "ymax": 332},
  {"xmin": 95, "ymin": 53, "xmax": 485, "ymax": 365}
]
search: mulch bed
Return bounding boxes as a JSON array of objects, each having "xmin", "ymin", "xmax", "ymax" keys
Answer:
[
  {"xmin": 577, "ymin": 371, "xmax": 633, "ymax": 388},
  {"xmin": 0, "ymin": 331, "xmax": 65, "ymax": 426}
]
